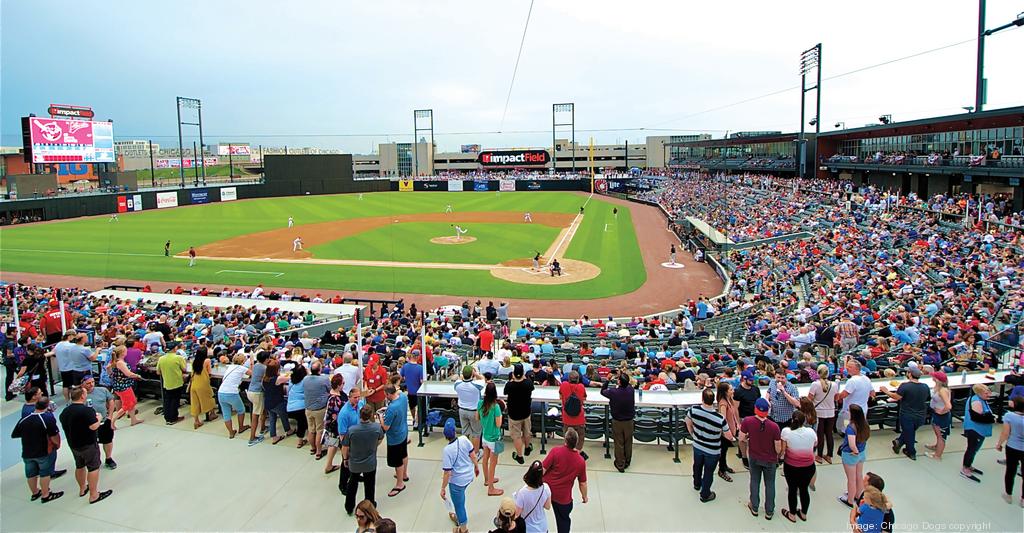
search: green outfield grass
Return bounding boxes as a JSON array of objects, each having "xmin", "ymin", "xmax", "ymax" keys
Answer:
[
  {"xmin": 0, "ymin": 192, "xmax": 645, "ymax": 299},
  {"xmin": 310, "ymin": 222, "xmax": 561, "ymax": 264}
]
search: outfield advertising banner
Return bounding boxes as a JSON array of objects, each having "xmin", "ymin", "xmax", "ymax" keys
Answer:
[
  {"xmin": 190, "ymin": 190, "xmax": 210, "ymax": 204},
  {"xmin": 156, "ymin": 191, "xmax": 178, "ymax": 209},
  {"xmin": 129, "ymin": 194, "xmax": 143, "ymax": 211},
  {"xmin": 220, "ymin": 187, "xmax": 237, "ymax": 201},
  {"xmin": 499, "ymin": 179, "xmax": 516, "ymax": 192},
  {"xmin": 156, "ymin": 157, "xmax": 218, "ymax": 168},
  {"xmin": 417, "ymin": 181, "xmax": 443, "ymax": 191},
  {"xmin": 398, "ymin": 179, "xmax": 414, "ymax": 192},
  {"xmin": 473, "ymin": 179, "xmax": 489, "ymax": 192},
  {"xmin": 447, "ymin": 180, "xmax": 463, "ymax": 191},
  {"xmin": 595, "ymin": 179, "xmax": 608, "ymax": 193},
  {"xmin": 116, "ymin": 196, "xmax": 128, "ymax": 213}
]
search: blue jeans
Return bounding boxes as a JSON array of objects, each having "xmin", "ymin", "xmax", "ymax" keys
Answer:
[
  {"xmin": 692, "ymin": 448, "xmax": 719, "ymax": 500},
  {"xmin": 266, "ymin": 404, "xmax": 290, "ymax": 438},
  {"xmin": 449, "ymin": 482, "xmax": 469, "ymax": 526},
  {"xmin": 552, "ymin": 500, "xmax": 573, "ymax": 533},
  {"xmin": 897, "ymin": 414, "xmax": 924, "ymax": 456},
  {"xmin": 748, "ymin": 459, "xmax": 778, "ymax": 514}
]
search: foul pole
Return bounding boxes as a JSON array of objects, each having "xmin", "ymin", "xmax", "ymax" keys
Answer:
[{"xmin": 589, "ymin": 137, "xmax": 595, "ymax": 193}]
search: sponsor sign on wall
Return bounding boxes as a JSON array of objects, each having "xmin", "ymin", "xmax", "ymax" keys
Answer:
[
  {"xmin": 155, "ymin": 157, "xmax": 218, "ymax": 168},
  {"xmin": 473, "ymin": 179, "xmax": 489, "ymax": 191},
  {"xmin": 499, "ymin": 179, "xmax": 516, "ymax": 192},
  {"xmin": 447, "ymin": 180, "xmax": 464, "ymax": 191},
  {"xmin": 128, "ymin": 194, "xmax": 142, "ymax": 211},
  {"xmin": 116, "ymin": 195, "xmax": 128, "ymax": 213},
  {"xmin": 190, "ymin": 189, "xmax": 210, "ymax": 204},
  {"xmin": 398, "ymin": 179, "xmax": 414, "ymax": 192},
  {"xmin": 525, "ymin": 181, "xmax": 542, "ymax": 190},
  {"xmin": 478, "ymin": 149, "xmax": 549, "ymax": 167},
  {"xmin": 156, "ymin": 191, "xmax": 178, "ymax": 209},
  {"xmin": 594, "ymin": 179, "xmax": 608, "ymax": 193},
  {"xmin": 220, "ymin": 187, "xmax": 237, "ymax": 201},
  {"xmin": 419, "ymin": 181, "xmax": 443, "ymax": 191},
  {"xmin": 217, "ymin": 145, "xmax": 251, "ymax": 156}
]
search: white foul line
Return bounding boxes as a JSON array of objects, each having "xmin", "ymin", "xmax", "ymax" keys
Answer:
[
  {"xmin": 1, "ymin": 248, "xmax": 165, "ymax": 258},
  {"xmin": 215, "ymin": 270, "xmax": 285, "ymax": 277},
  {"xmin": 545, "ymin": 193, "xmax": 592, "ymax": 267}
]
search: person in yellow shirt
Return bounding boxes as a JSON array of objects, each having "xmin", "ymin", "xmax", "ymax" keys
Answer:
[{"xmin": 156, "ymin": 349, "xmax": 188, "ymax": 425}]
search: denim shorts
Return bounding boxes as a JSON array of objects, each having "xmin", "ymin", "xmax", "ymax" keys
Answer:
[
  {"xmin": 23, "ymin": 452, "xmax": 56, "ymax": 478},
  {"xmin": 931, "ymin": 410, "xmax": 952, "ymax": 440},
  {"xmin": 841, "ymin": 449, "xmax": 867, "ymax": 465},
  {"xmin": 218, "ymin": 392, "xmax": 246, "ymax": 419}
]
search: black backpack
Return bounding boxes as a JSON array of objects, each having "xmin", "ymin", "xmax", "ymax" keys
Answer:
[{"xmin": 564, "ymin": 390, "xmax": 582, "ymax": 417}]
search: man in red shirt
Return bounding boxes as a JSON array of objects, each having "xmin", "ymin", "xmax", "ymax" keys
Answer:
[
  {"xmin": 41, "ymin": 300, "xmax": 72, "ymax": 345},
  {"xmin": 558, "ymin": 371, "xmax": 588, "ymax": 460},
  {"xmin": 542, "ymin": 428, "xmax": 588, "ymax": 533},
  {"xmin": 477, "ymin": 326, "xmax": 494, "ymax": 355},
  {"xmin": 362, "ymin": 355, "xmax": 388, "ymax": 411},
  {"xmin": 739, "ymin": 398, "xmax": 782, "ymax": 519}
]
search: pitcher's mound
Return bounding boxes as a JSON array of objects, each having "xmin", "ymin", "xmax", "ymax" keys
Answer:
[
  {"xmin": 491, "ymin": 258, "xmax": 600, "ymax": 285},
  {"xmin": 431, "ymin": 236, "xmax": 477, "ymax": 245}
]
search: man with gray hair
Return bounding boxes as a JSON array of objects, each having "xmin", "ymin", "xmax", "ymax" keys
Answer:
[{"xmin": 836, "ymin": 358, "xmax": 874, "ymax": 428}]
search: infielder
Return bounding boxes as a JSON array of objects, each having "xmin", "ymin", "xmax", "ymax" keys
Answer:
[
  {"xmin": 188, "ymin": 246, "xmax": 197, "ymax": 267},
  {"xmin": 453, "ymin": 225, "xmax": 468, "ymax": 241},
  {"xmin": 293, "ymin": 237, "xmax": 304, "ymax": 252},
  {"xmin": 445, "ymin": 204, "xmax": 453, "ymax": 214},
  {"xmin": 524, "ymin": 212, "xmax": 532, "ymax": 223},
  {"xmin": 288, "ymin": 217, "xmax": 294, "ymax": 228}
]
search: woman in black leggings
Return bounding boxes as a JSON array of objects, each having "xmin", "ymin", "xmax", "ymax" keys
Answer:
[{"xmin": 995, "ymin": 396, "xmax": 1024, "ymax": 506}]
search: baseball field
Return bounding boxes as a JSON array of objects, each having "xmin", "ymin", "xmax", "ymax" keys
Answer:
[{"xmin": 0, "ymin": 192, "xmax": 649, "ymax": 300}]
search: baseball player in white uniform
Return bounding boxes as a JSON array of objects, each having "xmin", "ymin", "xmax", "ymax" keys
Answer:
[
  {"xmin": 445, "ymin": 204, "xmax": 453, "ymax": 213},
  {"xmin": 524, "ymin": 212, "xmax": 532, "ymax": 223},
  {"xmin": 288, "ymin": 217, "xmax": 294, "ymax": 228},
  {"xmin": 453, "ymin": 225, "xmax": 468, "ymax": 241},
  {"xmin": 293, "ymin": 237, "xmax": 304, "ymax": 252}
]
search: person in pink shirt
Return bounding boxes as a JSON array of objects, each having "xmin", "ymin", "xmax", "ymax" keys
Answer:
[{"xmin": 780, "ymin": 410, "xmax": 818, "ymax": 522}]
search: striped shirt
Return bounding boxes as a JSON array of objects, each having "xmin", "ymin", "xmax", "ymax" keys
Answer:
[
  {"xmin": 688, "ymin": 404, "xmax": 728, "ymax": 455},
  {"xmin": 836, "ymin": 320, "xmax": 859, "ymax": 341}
]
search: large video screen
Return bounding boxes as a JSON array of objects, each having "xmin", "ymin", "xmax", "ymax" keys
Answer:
[{"xmin": 25, "ymin": 117, "xmax": 115, "ymax": 163}]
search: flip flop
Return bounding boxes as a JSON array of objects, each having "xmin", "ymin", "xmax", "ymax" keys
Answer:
[
  {"xmin": 30, "ymin": 491, "xmax": 42, "ymax": 502},
  {"xmin": 781, "ymin": 510, "xmax": 797, "ymax": 523},
  {"xmin": 272, "ymin": 436, "xmax": 285, "ymax": 445},
  {"xmin": 41, "ymin": 491, "xmax": 64, "ymax": 503},
  {"xmin": 325, "ymin": 465, "xmax": 341, "ymax": 474},
  {"xmin": 89, "ymin": 489, "xmax": 113, "ymax": 504},
  {"xmin": 316, "ymin": 452, "xmax": 326, "ymax": 460},
  {"xmin": 79, "ymin": 485, "xmax": 90, "ymax": 497},
  {"xmin": 388, "ymin": 486, "xmax": 406, "ymax": 497}
]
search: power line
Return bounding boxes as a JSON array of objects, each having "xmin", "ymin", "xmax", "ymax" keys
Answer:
[
  {"xmin": 498, "ymin": 0, "xmax": 535, "ymax": 131},
  {"xmin": 647, "ymin": 36, "xmax": 979, "ymax": 128},
  {"xmin": 107, "ymin": 127, "xmax": 727, "ymax": 139}
]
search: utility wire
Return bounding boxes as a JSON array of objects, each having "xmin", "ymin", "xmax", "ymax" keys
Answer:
[
  {"xmin": 110, "ymin": 127, "xmax": 727, "ymax": 139},
  {"xmin": 498, "ymin": 0, "xmax": 535, "ymax": 131}
]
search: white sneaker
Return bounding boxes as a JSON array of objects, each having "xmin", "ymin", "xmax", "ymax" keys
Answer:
[{"xmin": 1003, "ymin": 493, "xmax": 1012, "ymax": 504}]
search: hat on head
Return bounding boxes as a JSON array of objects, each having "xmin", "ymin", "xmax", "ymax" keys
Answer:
[
  {"xmin": 754, "ymin": 398, "xmax": 770, "ymax": 417},
  {"xmin": 513, "ymin": 363, "xmax": 524, "ymax": 378},
  {"xmin": 932, "ymin": 371, "xmax": 948, "ymax": 384},
  {"xmin": 49, "ymin": 299, "xmax": 59, "ymax": 308},
  {"xmin": 908, "ymin": 367, "xmax": 922, "ymax": 378},
  {"xmin": 498, "ymin": 497, "xmax": 517, "ymax": 517},
  {"xmin": 81, "ymin": 375, "xmax": 94, "ymax": 383},
  {"xmin": 462, "ymin": 365, "xmax": 474, "ymax": 379},
  {"xmin": 443, "ymin": 418, "xmax": 457, "ymax": 440},
  {"xmin": 741, "ymin": 369, "xmax": 755, "ymax": 381}
]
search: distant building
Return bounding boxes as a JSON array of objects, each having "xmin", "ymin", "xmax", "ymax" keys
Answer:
[{"xmin": 114, "ymin": 140, "xmax": 158, "ymax": 158}]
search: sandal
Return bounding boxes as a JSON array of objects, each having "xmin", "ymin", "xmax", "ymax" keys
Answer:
[
  {"xmin": 316, "ymin": 452, "xmax": 326, "ymax": 460},
  {"xmin": 746, "ymin": 502, "xmax": 758, "ymax": 517},
  {"xmin": 798, "ymin": 511, "xmax": 808, "ymax": 522},
  {"xmin": 238, "ymin": 425, "xmax": 251, "ymax": 433},
  {"xmin": 272, "ymin": 436, "xmax": 285, "ymax": 445},
  {"xmin": 325, "ymin": 465, "xmax": 341, "ymax": 474},
  {"xmin": 487, "ymin": 488, "xmax": 505, "ymax": 496},
  {"xmin": 194, "ymin": 420, "xmax": 203, "ymax": 430},
  {"xmin": 41, "ymin": 491, "xmax": 64, "ymax": 503},
  {"xmin": 89, "ymin": 489, "xmax": 113, "ymax": 504},
  {"xmin": 296, "ymin": 439, "xmax": 308, "ymax": 448},
  {"xmin": 823, "ymin": 456, "xmax": 833, "ymax": 464},
  {"xmin": 388, "ymin": 486, "xmax": 406, "ymax": 497},
  {"xmin": 79, "ymin": 485, "xmax": 90, "ymax": 497},
  {"xmin": 781, "ymin": 510, "xmax": 797, "ymax": 523},
  {"xmin": 30, "ymin": 491, "xmax": 42, "ymax": 502},
  {"xmin": 717, "ymin": 471, "xmax": 733, "ymax": 482}
]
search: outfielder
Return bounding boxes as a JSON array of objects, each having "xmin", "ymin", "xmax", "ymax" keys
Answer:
[
  {"xmin": 287, "ymin": 216, "xmax": 294, "ymax": 228},
  {"xmin": 445, "ymin": 204, "xmax": 453, "ymax": 214},
  {"xmin": 109, "ymin": 213, "xmax": 119, "ymax": 222}
]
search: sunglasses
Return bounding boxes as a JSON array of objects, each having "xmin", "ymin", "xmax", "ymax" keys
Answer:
[{"xmin": 355, "ymin": 513, "xmax": 366, "ymax": 520}]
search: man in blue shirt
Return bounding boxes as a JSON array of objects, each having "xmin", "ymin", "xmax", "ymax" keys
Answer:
[
  {"xmin": 399, "ymin": 351, "xmax": 424, "ymax": 428},
  {"xmin": 381, "ymin": 385, "xmax": 409, "ymax": 497},
  {"xmin": 337, "ymin": 387, "xmax": 365, "ymax": 495}
]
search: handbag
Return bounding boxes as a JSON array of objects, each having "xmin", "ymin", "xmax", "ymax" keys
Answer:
[{"xmin": 7, "ymin": 374, "xmax": 29, "ymax": 394}]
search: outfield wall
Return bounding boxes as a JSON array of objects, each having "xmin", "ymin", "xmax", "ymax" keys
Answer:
[{"xmin": 390, "ymin": 179, "xmax": 591, "ymax": 192}]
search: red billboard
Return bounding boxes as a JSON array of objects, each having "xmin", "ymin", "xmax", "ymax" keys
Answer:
[
  {"xmin": 48, "ymin": 104, "xmax": 95, "ymax": 119},
  {"xmin": 116, "ymin": 196, "xmax": 128, "ymax": 213},
  {"xmin": 478, "ymin": 149, "xmax": 550, "ymax": 167}
]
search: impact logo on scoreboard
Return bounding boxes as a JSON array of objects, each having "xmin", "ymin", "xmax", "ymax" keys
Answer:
[{"xmin": 478, "ymin": 150, "xmax": 549, "ymax": 167}]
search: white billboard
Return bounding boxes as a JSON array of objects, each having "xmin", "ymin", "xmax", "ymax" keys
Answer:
[
  {"xmin": 220, "ymin": 187, "xmax": 237, "ymax": 201},
  {"xmin": 156, "ymin": 191, "xmax": 178, "ymax": 209}
]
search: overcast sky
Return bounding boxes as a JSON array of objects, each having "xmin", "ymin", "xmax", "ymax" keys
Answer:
[{"xmin": 2, "ymin": 0, "xmax": 1022, "ymax": 153}]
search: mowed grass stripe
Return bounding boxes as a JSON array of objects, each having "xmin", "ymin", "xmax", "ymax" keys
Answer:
[{"xmin": 0, "ymin": 192, "xmax": 643, "ymax": 299}]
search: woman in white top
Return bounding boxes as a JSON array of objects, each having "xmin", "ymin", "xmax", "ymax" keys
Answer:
[
  {"xmin": 807, "ymin": 364, "xmax": 837, "ymax": 464},
  {"xmin": 514, "ymin": 461, "xmax": 552, "ymax": 533}
]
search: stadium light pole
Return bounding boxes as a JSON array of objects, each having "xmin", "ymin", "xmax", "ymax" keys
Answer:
[
  {"xmin": 413, "ymin": 110, "xmax": 434, "ymax": 177},
  {"xmin": 552, "ymin": 103, "xmax": 575, "ymax": 174},
  {"xmin": 176, "ymin": 97, "xmax": 203, "ymax": 188},
  {"xmin": 798, "ymin": 44, "xmax": 822, "ymax": 180},
  {"xmin": 975, "ymin": 1, "xmax": 1024, "ymax": 113}
]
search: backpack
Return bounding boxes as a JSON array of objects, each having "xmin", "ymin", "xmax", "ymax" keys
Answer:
[{"xmin": 564, "ymin": 389, "xmax": 582, "ymax": 417}]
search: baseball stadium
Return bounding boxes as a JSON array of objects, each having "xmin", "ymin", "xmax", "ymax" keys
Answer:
[{"xmin": 2, "ymin": 2, "xmax": 1024, "ymax": 533}]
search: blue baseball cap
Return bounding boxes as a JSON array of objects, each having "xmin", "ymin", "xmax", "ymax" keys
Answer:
[
  {"xmin": 443, "ymin": 418, "xmax": 457, "ymax": 440},
  {"xmin": 741, "ymin": 370, "xmax": 755, "ymax": 381}
]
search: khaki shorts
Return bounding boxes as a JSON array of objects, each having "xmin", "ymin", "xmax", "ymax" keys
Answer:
[
  {"xmin": 245, "ymin": 390, "xmax": 265, "ymax": 415},
  {"xmin": 508, "ymin": 417, "xmax": 531, "ymax": 440},
  {"xmin": 306, "ymin": 408, "xmax": 326, "ymax": 434}
]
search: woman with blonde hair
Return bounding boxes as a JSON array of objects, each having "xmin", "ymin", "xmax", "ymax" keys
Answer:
[
  {"xmin": 961, "ymin": 384, "xmax": 995, "ymax": 482},
  {"xmin": 807, "ymin": 364, "xmax": 836, "ymax": 464},
  {"xmin": 190, "ymin": 347, "xmax": 219, "ymax": 429},
  {"xmin": 851, "ymin": 485, "xmax": 888, "ymax": 533},
  {"xmin": 107, "ymin": 345, "xmax": 144, "ymax": 426},
  {"xmin": 925, "ymin": 371, "xmax": 952, "ymax": 460}
]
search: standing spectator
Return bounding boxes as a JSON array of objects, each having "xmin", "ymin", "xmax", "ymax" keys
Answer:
[
  {"xmin": 740, "ymin": 398, "xmax": 781, "ymax": 520},
  {"xmin": 344, "ymin": 404, "xmax": 384, "ymax": 515},
  {"xmin": 107, "ymin": 345, "xmax": 144, "ymax": 427},
  {"xmin": 733, "ymin": 369, "xmax": 761, "ymax": 466},
  {"xmin": 189, "ymin": 349, "xmax": 219, "ymax": 429},
  {"xmin": 11, "ymin": 396, "xmax": 64, "ymax": 503},
  {"xmin": 400, "ymin": 350, "xmax": 424, "ymax": 428},
  {"xmin": 286, "ymin": 366, "xmax": 309, "ymax": 449},
  {"xmin": 716, "ymin": 380, "xmax": 740, "ymax": 481},
  {"xmin": 767, "ymin": 366, "xmax": 799, "ymax": 426},
  {"xmin": 558, "ymin": 371, "xmax": 588, "ymax": 460},
  {"xmin": 514, "ymin": 461, "xmax": 552, "ymax": 533},
  {"xmin": 454, "ymin": 366, "xmax": 484, "ymax": 452},
  {"xmin": 323, "ymin": 374, "xmax": 346, "ymax": 474},
  {"xmin": 338, "ymin": 387, "xmax": 366, "ymax": 494},
  {"xmin": 601, "ymin": 373, "xmax": 636, "ymax": 472},
  {"xmin": 16, "ymin": 344, "xmax": 49, "ymax": 394},
  {"xmin": 995, "ymin": 397, "xmax": 1024, "ymax": 506},
  {"xmin": 504, "ymin": 364, "xmax": 535, "ymax": 465},
  {"xmin": 81, "ymin": 376, "xmax": 117, "ymax": 469},
  {"xmin": 336, "ymin": 354, "xmax": 361, "ymax": 396},
  {"xmin": 879, "ymin": 366, "xmax": 930, "ymax": 460},
  {"xmin": 263, "ymin": 359, "xmax": 292, "ymax": 444},
  {"xmin": 686, "ymin": 387, "xmax": 732, "ymax": 503},
  {"xmin": 836, "ymin": 359, "xmax": 873, "ymax": 428},
  {"xmin": 780, "ymin": 411, "xmax": 817, "ymax": 522},
  {"xmin": 303, "ymin": 360, "xmax": 331, "ymax": 459},
  {"xmin": 542, "ymin": 428, "xmax": 588, "ymax": 533},
  {"xmin": 925, "ymin": 371, "xmax": 952, "ymax": 460},
  {"xmin": 363, "ymin": 355, "xmax": 388, "ymax": 412},
  {"xmin": 41, "ymin": 299, "xmax": 72, "ymax": 346},
  {"xmin": 59, "ymin": 386, "xmax": 113, "ymax": 504},
  {"xmin": 217, "ymin": 353, "xmax": 252, "ymax": 439},
  {"xmin": 961, "ymin": 384, "xmax": 995, "ymax": 482},
  {"xmin": 381, "ymin": 384, "xmax": 409, "ymax": 498},
  {"xmin": 441, "ymin": 418, "xmax": 480, "ymax": 533},
  {"xmin": 807, "ymin": 365, "xmax": 837, "ymax": 464},
  {"xmin": 354, "ymin": 499, "xmax": 382, "ymax": 533},
  {"xmin": 156, "ymin": 347, "xmax": 187, "ymax": 425},
  {"xmin": 838, "ymin": 404, "xmax": 871, "ymax": 507},
  {"xmin": 479, "ymin": 382, "xmax": 505, "ymax": 496},
  {"xmin": 835, "ymin": 316, "xmax": 860, "ymax": 353},
  {"xmin": 55, "ymin": 332, "xmax": 96, "ymax": 403},
  {"xmin": 245, "ymin": 351, "xmax": 270, "ymax": 445}
]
